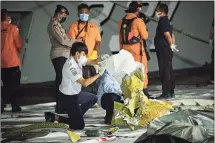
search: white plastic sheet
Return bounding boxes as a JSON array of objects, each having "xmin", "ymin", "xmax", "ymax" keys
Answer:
[{"xmin": 104, "ymin": 50, "xmax": 144, "ymax": 84}]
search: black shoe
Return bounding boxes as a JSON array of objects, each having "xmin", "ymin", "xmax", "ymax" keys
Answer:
[
  {"xmin": 156, "ymin": 93, "xmax": 171, "ymax": 100},
  {"xmin": 12, "ymin": 105, "xmax": 22, "ymax": 112},
  {"xmin": 44, "ymin": 112, "xmax": 55, "ymax": 122},
  {"xmin": 104, "ymin": 116, "xmax": 112, "ymax": 125},
  {"xmin": 170, "ymin": 90, "xmax": 175, "ymax": 98},
  {"xmin": 143, "ymin": 88, "xmax": 154, "ymax": 99}
]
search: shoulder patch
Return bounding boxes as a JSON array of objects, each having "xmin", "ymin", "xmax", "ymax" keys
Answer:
[
  {"xmin": 53, "ymin": 24, "xmax": 59, "ymax": 29},
  {"xmin": 70, "ymin": 67, "xmax": 78, "ymax": 76}
]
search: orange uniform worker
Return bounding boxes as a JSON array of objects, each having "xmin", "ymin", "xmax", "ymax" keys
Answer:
[
  {"xmin": 67, "ymin": 3, "xmax": 101, "ymax": 59},
  {"xmin": 68, "ymin": 3, "xmax": 101, "ymax": 94},
  {"xmin": 118, "ymin": 1, "xmax": 152, "ymax": 98},
  {"xmin": 1, "ymin": 9, "xmax": 23, "ymax": 112}
]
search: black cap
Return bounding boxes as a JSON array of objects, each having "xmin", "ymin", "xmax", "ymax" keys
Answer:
[
  {"xmin": 55, "ymin": 5, "xmax": 69, "ymax": 15},
  {"xmin": 125, "ymin": 1, "xmax": 142, "ymax": 13}
]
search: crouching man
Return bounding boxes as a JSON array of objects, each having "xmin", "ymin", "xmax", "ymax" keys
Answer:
[
  {"xmin": 96, "ymin": 70, "xmax": 124, "ymax": 125},
  {"xmin": 45, "ymin": 42, "xmax": 106, "ymax": 130}
]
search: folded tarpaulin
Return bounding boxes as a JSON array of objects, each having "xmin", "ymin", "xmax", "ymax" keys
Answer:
[{"xmin": 134, "ymin": 110, "xmax": 214, "ymax": 143}]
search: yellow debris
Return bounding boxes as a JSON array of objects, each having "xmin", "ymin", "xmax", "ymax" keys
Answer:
[{"xmin": 67, "ymin": 130, "xmax": 81, "ymax": 143}]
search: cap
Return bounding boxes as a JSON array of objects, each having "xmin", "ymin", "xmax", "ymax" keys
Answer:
[
  {"xmin": 125, "ymin": 1, "xmax": 142, "ymax": 13},
  {"xmin": 55, "ymin": 5, "xmax": 69, "ymax": 15}
]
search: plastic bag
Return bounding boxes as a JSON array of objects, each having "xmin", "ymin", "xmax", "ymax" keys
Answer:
[
  {"xmin": 121, "ymin": 69, "xmax": 144, "ymax": 100},
  {"xmin": 137, "ymin": 99, "xmax": 172, "ymax": 126},
  {"xmin": 104, "ymin": 50, "xmax": 137, "ymax": 84},
  {"xmin": 112, "ymin": 101, "xmax": 141, "ymax": 131},
  {"xmin": 112, "ymin": 68, "xmax": 173, "ymax": 130}
]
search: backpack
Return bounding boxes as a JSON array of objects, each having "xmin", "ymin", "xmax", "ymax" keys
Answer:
[{"xmin": 120, "ymin": 17, "xmax": 140, "ymax": 45}]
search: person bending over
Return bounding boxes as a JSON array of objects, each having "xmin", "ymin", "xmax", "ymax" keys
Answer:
[
  {"xmin": 96, "ymin": 70, "xmax": 124, "ymax": 124},
  {"xmin": 45, "ymin": 42, "xmax": 106, "ymax": 130}
]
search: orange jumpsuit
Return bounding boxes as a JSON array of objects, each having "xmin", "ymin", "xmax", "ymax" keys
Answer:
[
  {"xmin": 67, "ymin": 21, "xmax": 101, "ymax": 57},
  {"xmin": 1, "ymin": 21, "xmax": 23, "ymax": 68},
  {"xmin": 118, "ymin": 13, "xmax": 149, "ymax": 89}
]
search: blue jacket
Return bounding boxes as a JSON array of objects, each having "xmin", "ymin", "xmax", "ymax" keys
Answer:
[{"xmin": 96, "ymin": 70, "xmax": 123, "ymax": 106}]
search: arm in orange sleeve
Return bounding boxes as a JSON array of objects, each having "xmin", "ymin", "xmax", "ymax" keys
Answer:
[
  {"xmin": 118, "ymin": 20, "xmax": 123, "ymax": 49},
  {"xmin": 136, "ymin": 18, "xmax": 148, "ymax": 40},
  {"xmin": 94, "ymin": 25, "xmax": 101, "ymax": 51},
  {"xmin": 13, "ymin": 26, "xmax": 23, "ymax": 53},
  {"xmin": 67, "ymin": 24, "xmax": 76, "ymax": 39}
]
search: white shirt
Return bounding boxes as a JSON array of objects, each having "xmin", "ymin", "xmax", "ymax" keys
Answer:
[{"xmin": 59, "ymin": 57, "xmax": 83, "ymax": 95}]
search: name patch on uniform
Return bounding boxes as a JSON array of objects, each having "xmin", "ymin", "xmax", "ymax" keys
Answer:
[{"xmin": 70, "ymin": 68, "xmax": 78, "ymax": 76}]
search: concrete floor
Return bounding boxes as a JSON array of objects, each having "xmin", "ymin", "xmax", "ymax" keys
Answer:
[{"xmin": 1, "ymin": 72, "xmax": 214, "ymax": 143}]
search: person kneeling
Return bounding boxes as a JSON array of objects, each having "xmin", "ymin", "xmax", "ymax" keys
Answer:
[
  {"xmin": 45, "ymin": 42, "xmax": 106, "ymax": 130},
  {"xmin": 97, "ymin": 70, "xmax": 124, "ymax": 125}
]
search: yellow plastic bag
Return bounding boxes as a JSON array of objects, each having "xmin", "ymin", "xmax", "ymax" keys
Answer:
[
  {"xmin": 134, "ymin": 68, "xmax": 144, "ymax": 82},
  {"xmin": 112, "ymin": 101, "xmax": 141, "ymax": 131},
  {"xmin": 112, "ymin": 101, "xmax": 131, "ymax": 126},
  {"xmin": 127, "ymin": 92, "xmax": 141, "ymax": 116},
  {"xmin": 137, "ymin": 99, "xmax": 173, "ymax": 126},
  {"xmin": 113, "ymin": 68, "xmax": 173, "ymax": 131},
  {"xmin": 121, "ymin": 70, "xmax": 144, "ymax": 100},
  {"xmin": 88, "ymin": 50, "xmax": 98, "ymax": 60}
]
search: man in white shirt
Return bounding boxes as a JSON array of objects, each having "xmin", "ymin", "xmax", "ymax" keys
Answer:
[{"xmin": 44, "ymin": 42, "xmax": 106, "ymax": 130}]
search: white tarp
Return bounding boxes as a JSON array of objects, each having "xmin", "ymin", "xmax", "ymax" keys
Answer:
[{"xmin": 104, "ymin": 50, "xmax": 144, "ymax": 84}]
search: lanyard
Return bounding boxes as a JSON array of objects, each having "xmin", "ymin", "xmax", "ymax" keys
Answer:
[{"xmin": 76, "ymin": 20, "xmax": 88, "ymax": 42}]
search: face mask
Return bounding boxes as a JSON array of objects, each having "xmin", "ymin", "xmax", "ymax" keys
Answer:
[
  {"xmin": 79, "ymin": 14, "xmax": 89, "ymax": 22},
  {"xmin": 60, "ymin": 17, "xmax": 67, "ymax": 23},
  {"xmin": 155, "ymin": 12, "xmax": 161, "ymax": 18},
  {"xmin": 77, "ymin": 55, "xmax": 87, "ymax": 67},
  {"xmin": 9, "ymin": 20, "xmax": 11, "ymax": 24},
  {"xmin": 58, "ymin": 13, "xmax": 67, "ymax": 23}
]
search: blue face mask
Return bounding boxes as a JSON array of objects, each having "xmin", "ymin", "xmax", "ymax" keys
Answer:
[{"xmin": 79, "ymin": 14, "xmax": 89, "ymax": 22}]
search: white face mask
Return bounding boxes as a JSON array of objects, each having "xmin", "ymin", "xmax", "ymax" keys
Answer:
[
  {"xmin": 77, "ymin": 55, "xmax": 87, "ymax": 67},
  {"xmin": 9, "ymin": 20, "xmax": 11, "ymax": 24},
  {"xmin": 155, "ymin": 12, "xmax": 161, "ymax": 18}
]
